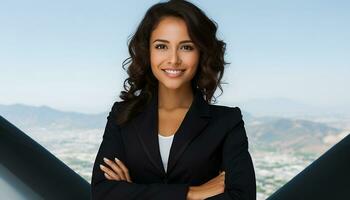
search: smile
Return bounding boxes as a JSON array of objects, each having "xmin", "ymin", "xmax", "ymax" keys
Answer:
[{"xmin": 161, "ymin": 69, "xmax": 185, "ymax": 78}]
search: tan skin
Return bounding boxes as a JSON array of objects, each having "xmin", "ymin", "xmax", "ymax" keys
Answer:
[{"xmin": 100, "ymin": 16, "xmax": 225, "ymax": 200}]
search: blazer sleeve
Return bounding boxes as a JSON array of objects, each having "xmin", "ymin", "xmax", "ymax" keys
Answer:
[
  {"xmin": 91, "ymin": 102, "xmax": 190, "ymax": 200},
  {"xmin": 207, "ymin": 107, "xmax": 256, "ymax": 200}
]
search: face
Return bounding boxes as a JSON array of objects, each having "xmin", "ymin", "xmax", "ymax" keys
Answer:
[{"xmin": 149, "ymin": 16, "xmax": 200, "ymax": 91}]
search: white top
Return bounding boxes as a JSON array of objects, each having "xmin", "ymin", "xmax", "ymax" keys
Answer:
[{"xmin": 158, "ymin": 133, "xmax": 174, "ymax": 173}]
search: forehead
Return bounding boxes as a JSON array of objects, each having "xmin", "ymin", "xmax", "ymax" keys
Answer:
[{"xmin": 150, "ymin": 16, "xmax": 191, "ymax": 41}]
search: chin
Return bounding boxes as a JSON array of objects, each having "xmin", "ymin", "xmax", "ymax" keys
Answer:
[
  {"xmin": 163, "ymin": 84, "xmax": 183, "ymax": 90},
  {"xmin": 160, "ymin": 81, "xmax": 184, "ymax": 90}
]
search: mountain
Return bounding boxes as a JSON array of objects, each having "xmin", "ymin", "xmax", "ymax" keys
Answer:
[
  {"xmin": 246, "ymin": 116, "xmax": 343, "ymax": 153},
  {"xmin": 1, "ymin": 103, "xmax": 347, "ymax": 154},
  {"xmin": 234, "ymin": 98, "xmax": 350, "ymax": 118},
  {"xmin": 0, "ymin": 104, "xmax": 107, "ymax": 130}
]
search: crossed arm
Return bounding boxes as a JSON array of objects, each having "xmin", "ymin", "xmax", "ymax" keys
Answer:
[
  {"xmin": 99, "ymin": 156, "xmax": 226, "ymax": 200},
  {"xmin": 91, "ymin": 106, "xmax": 256, "ymax": 200}
]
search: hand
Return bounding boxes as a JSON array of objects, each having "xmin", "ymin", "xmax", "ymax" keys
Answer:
[
  {"xmin": 187, "ymin": 171, "xmax": 225, "ymax": 200},
  {"xmin": 99, "ymin": 157, "xmax": 132, "ymax": 183}
]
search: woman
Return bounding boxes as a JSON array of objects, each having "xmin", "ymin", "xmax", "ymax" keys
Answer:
[{"xmin": 91, "ymin": 0, "xmax": 256, "ymax": 199}]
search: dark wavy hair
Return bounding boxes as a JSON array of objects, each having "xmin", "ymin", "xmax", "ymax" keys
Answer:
[{"xmin": 116, "ymin": 0, "xmax": 228, "ymax": 126}]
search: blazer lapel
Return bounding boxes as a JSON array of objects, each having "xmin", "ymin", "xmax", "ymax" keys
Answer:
[
  {"xmin": 167, "ymin": 89, "xmax": 211, "ymax": 174},
  {"xmin": 133, "ymin": 88, "xmax": 211, "ymax": 177},
  {"xmin": 133, "ymin": 93, "xmax": 165, "ymax": 176}
]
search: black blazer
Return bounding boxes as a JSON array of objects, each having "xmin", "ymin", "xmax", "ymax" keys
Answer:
[{"xmin": 91, "ymin": 89, "xmax": 256, "ymax": 200}]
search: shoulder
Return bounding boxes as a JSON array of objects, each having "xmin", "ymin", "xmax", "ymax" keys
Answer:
[
  {"xmin": 107, "ymin": 101, "xmax": 127, "ymax": 125},
  {"xmin": 209, "ymin": 104, "xmax": 243, "ymax": 127},
  {"xmin": 209, "ymin": 105, "xmax": 248, "ymax": 141},
  {"xmin": 209, "ymin": 104, "xmax": 243, "ymax": 119},
  {"xmin": 110, "ymin": 101, "xmax": 124, "ymax": 114},
  {"xmin": 110, "ymin": 100, "xmax": 131, "ymax": 113}
]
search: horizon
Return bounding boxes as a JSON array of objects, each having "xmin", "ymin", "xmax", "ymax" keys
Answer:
[{"xmin": 1, "ymin": 97, "xmax": 349, "ymax": 117}]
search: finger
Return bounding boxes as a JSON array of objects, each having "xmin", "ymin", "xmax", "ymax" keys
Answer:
[
  {"xmin": 113, "ymin": 158, "xmax": 129, "ymax": 181},
  {"xmin": 209, "ymin": 178, "xmax": 225, "ymax": 192},
  {"xmin": 203, "ymin": 177, "xmax": 221, "ymax": 188},
  {"xmin": 103, "ymin": 158, "xmax": 127, "ymax": 180},
  {"xmin": 100, "ymin": 164, "xmax": 120, "ymax": 180},
  {"xmin": 204, "ymin": 173, "xmax": 225, "ymax": 188},
  {"xmin": 114, "ymin": 158, "xmax": 132, "ymax": 182},
  {"xmin": 104, "ymin": 173, "xmax": 113, "ymax": 180},
  {"xmin": 220, "ymin": 171, "xmax": 225, "ymax": 178}
]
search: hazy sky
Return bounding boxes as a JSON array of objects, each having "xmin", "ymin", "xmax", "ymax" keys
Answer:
[{"xmin": 0, "ymin": 0, "xmax": 349, "ymax": 113}]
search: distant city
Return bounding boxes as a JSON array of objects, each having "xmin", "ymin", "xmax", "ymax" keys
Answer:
[{"xmin": 1, "ymin": 101, "xmax": 349, "ymax": 200}]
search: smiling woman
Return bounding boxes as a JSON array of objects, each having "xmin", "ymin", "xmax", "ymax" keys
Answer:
[
  {"xmin": 91, "ymin": 1, "xmax": 256, "ymax": 200},
  {"xmin": 150, "ymin": 16, "xmax": 199, "ymax": 87}
]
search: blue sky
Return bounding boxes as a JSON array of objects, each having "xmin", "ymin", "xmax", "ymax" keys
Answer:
[{"xmin": 0, "ymin": 0, "xmax": 349, "ymax": 113}]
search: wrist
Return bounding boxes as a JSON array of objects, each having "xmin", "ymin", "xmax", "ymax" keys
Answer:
[
  {"xmin": 187, "ymin": 186, "xmax": 199, "ymax": 200},
  {"xmin": 186, "ymin": 186, "xmax": 194, "ymax": 200}
]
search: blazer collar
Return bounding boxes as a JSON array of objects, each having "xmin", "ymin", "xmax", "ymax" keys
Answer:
[{"xmin": 133, "ymin": 88, "xmax": 211, "ymax": 176}]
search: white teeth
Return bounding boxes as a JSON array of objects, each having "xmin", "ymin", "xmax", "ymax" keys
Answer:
[{"xmin": 164, "ymin": 69, "xmax": 183, "ymax": 74}]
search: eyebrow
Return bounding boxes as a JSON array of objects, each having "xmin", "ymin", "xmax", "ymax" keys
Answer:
[{"xmin": 152, "ymin": 39, "xmax": 194, "ymax": 44}]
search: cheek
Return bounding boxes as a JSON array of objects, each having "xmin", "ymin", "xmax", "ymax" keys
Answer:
[
  {"xmin": 182, "ymin": 52, "xmax": 200, "ymax": 73},
  {"xmin": 150, "ymin": 51, "xmax": 165, "ymax": 80},
  {"xmin": 183, "ymin": 50, "xmax": 199, "ymax": 64},
  {"xmin": 150, "ymin": 50, "xmax": 166, "ymax": 69}
]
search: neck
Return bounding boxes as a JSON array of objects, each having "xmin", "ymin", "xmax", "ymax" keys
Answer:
[{"xmin": 157, "ymin": 84, "xmax": 194, "ymax": 111}]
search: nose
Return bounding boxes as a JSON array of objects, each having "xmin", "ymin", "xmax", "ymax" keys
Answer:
[{"xmin": 167, "ymin": 48, "xmax": 182, "ymax": 66}]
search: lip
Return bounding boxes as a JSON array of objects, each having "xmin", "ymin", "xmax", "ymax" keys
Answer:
[
  {"xmin": 161, "ymin": 68, "xmax": 186, "ymax": 71},
  {"xmin": 161, "ymin": 68, "xmax": 185, "ymax": 78}
]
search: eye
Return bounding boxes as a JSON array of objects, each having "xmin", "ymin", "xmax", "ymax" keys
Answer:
[
  {"xmin": 155, "ymin": 44, "xmax": 167, "ymax": 49},
  {"xmin": 181, "ymin": 45, "xmax": 194, "ymax": 51}
]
